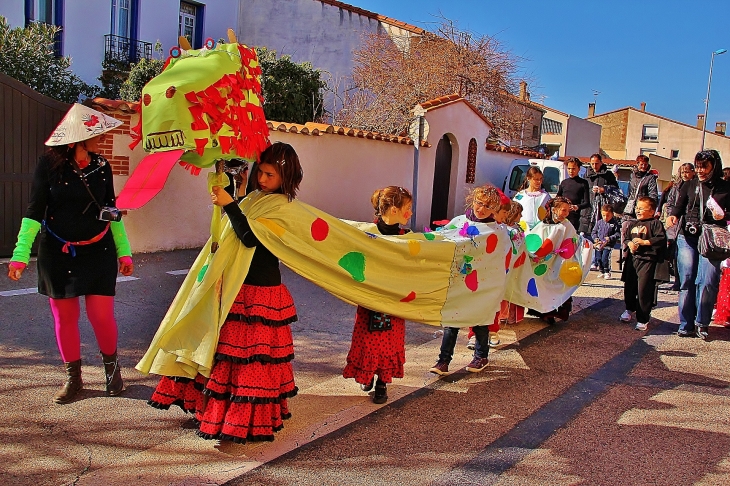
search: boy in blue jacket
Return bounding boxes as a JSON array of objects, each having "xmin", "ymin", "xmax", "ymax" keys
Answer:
[{"xmin": 591, "ymin": 204, "xmax": 621, "ymax": 279}]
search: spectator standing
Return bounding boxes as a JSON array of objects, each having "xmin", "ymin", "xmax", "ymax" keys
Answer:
[
  {"xmin": 556, "ymin": 157, "xmax": 590, "ymax": 233},
  {"xmin": 582, "ymin": 153, "xmax": 619, "ymax": 235}
]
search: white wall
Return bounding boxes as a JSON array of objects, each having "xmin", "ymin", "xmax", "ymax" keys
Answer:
[
  {"xmin": 564, "ymin": 115, "xmax": 601, "ymax": 157},
  {"xmin": 474, "ymin": 150, "xmax": 516, "ymax": 192},
  {"xmin": 63, "ymin": 1, "xmax": 110, "ymax": 85},
  {"xmin": 0, "ymin": 2, "xmax": 25, "ymax": 28}
]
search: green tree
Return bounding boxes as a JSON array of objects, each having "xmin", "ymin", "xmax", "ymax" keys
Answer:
[
  {"xmin": 0, "ymin": 16, "xmax": 98, "ymax": 102},
  {"xmin": 256, "ymin": 47, "xmax": 325, "ymax": 124},
  {"xmin": 119, "ymin": 56, "xmax": 164, "ymax": 102}
]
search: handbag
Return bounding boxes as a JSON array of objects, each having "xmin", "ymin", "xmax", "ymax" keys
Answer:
[
  {"xmin": 697, "ymin": 184, "xmax": 730, "ymax": 260},
  {"xmin": 368, "ymin": 311, "xmax": 392, "ymax": 331},
  {"xmin": 603, "ymin": 185, "xmax": 628, "ymax": 214}
]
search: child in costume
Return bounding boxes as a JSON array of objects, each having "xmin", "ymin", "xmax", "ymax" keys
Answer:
[
  {"xmin": 530, "ymin": 197, "xmax": 575, "ymax": 325},
  {"xmin": 484, "ymin": 196, "xmax": 514, "ymax": 347},
  {"xmin": 590, "ymin": 204, "xmax": 621, "ymax": 279},
  {"xmin": 514, "ymin": 166, "xmax": 552, "ymax": 230},
  {"xmin": 6, "ymin": 103, "xmax": 133, "ymax": 404},
  {"xmin": 431, "ymin": 185, "xmax": 505, "ymax": 374},
  {"xmin": 148, "ymin": 142, "xmax": 302, "ymax": 444},
  {"xmin": 343, "ymin": 186, "xmax": 413, "ymax": 404},
  {"xmin": 619, "ymin": 196, "xmax": 668, "ymax": 331}
]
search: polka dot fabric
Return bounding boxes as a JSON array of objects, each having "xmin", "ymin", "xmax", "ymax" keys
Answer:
[
  {"xmin": 343, "ymin": 306, "xmax": 405, "ymax": 385},
  {"xmin": 149, "ymin": 283, "xmax": 298, "ymax": 443}
]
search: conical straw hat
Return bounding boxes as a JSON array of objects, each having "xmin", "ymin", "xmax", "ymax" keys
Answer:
[{"xmin": 45, "ymin": 103, "xmax": 122, "ymax": 146}]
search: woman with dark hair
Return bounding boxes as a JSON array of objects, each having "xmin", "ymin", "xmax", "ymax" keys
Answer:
[
  {"xmin": 6, "ymin": 103, "xmax": 134, "ymax": 404},
  {"xmin": 556, "ymin": 158, "xmax": 590, "ymax": 233},
  {"xmin": 666, "ymin": 150, "xmax": 730, "ymax": 339}
]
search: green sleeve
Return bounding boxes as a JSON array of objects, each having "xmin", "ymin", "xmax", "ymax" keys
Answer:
[
  {"xmin": 11, "ymin": 218, "xmax": 42, "ymax": 264},
  {"xmin": 110, "ymin": 220, "xmax": 132, "ymax": 258}
]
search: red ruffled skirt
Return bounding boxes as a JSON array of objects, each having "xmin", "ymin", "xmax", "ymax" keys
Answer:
[
  {"xmin": 716, "ymin": 268, "xmax": 730, "ymax": 324},
  {"xmin": 149, "ymin": 284, "xmax": 298, "ymax": 443},
  {"xmin": 343, "ymin": 306, "xmax": 405, "ymax": 385}
]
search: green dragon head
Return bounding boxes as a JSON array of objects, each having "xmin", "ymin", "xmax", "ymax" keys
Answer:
[{"xmin": 134, "ymin": 38, "xmax": 270, "ymax": 169}]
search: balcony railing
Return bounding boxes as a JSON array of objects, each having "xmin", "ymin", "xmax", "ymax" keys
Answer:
[{"xmin": 104, "ymin": 34, "xmax": 152, "ymax": 66}]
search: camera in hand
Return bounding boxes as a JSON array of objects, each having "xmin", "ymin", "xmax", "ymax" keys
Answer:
[
  {"xmin": 684, "ymin": 221, "xmax": 701, "ymax": 235},
  {"xmin": 98, "ymin": 206, "xmax": 122, "ymax": 222}
]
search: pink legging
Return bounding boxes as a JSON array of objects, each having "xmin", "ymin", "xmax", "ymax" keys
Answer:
[{"xmin": 49, "ymin": 295, "xmax": 118, "ymax": 362}]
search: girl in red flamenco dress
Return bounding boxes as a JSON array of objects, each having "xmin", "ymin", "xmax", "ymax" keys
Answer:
[{"xmin": 343, "ymin": 186, "xmax": 413, "ymax": 404}]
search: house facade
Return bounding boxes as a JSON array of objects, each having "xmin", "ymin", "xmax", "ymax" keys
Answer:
[
  {"xmin": 537, "ymin": 106, "xmax": 601, "ymax": 158},
  {"xmin": 0, "ymin": 0, "xmax": 239, "ymax": 87},
  {"xmin": 588, "ymin": 102, "xmax": 730, "ymax": 170}
]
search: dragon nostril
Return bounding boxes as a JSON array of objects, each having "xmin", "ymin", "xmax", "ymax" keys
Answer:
[
  {"xmin": 166, "ymin": 86, "xmax": 176, "ymax": 98},
  {"xmin": 143, "ymin": 93, "xmax": 151, "ymax": 106}
]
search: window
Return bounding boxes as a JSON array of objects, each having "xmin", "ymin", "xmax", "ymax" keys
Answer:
[
  {"xmin": 541, "ymin": 118, "xmax": 563, "ymax": 135},
  {"xmin": 27, "ymin": 0, "xmax": 55, "ymax": 24},
  {"xmin": 671, "ymin": 149, "xmax": 680, "ymax": 159},
  {"xmin": 640, "ymin": 148, "xmax": 656, "ymax": 156},
  {"xmin": 111, "ymin": 0, "xmax": 131, "ymax": 38},
  {"xmin": 543, "ymin": 167, "xmax": 560, "ymax": 194},
  {"xmin": 532, "ymin": 125, "xmax": 539, "ymax": 139},
  {"xmin": 642, "ymin": 124, "xmax": 659, "ymax": 141},
  {"xmin": 508, "ymin": 165, "xmax": 528, "ymax": 192},
  {"xmin": 179, "ymin": 2, "xmax": 197, "ymax": 46}
]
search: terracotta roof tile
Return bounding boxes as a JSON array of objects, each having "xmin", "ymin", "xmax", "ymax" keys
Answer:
[
  {"xmin": 89, "ymin": 97, "xmax": 139, "ymax": 113},
  {"xmin": 484, "ymin": 142, "xmax": 546, "ymax": 158},
  {"xmin": 419, "ymin": 94, "xmax": 495, "ymax": 129},
  {"xmin": 268, "ymin": 121, "xmax": 430, "ymax": 147},
  {"xmin": 316, "ymin": 0, "xmax": 425, "ymax": 35},
  {"xmin": 590, "ymin": 106, "xmax": 730, "ymax": 139}
]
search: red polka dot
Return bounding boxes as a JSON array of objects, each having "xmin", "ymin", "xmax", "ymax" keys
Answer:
[
  {"xmin": 465, "ymin": 270, "xmax": 478, "ymax": 291},
  {"xmin": 486, "ymin": 233, "xmax": 498, "ymax": 253},
  {"xmin": 535, "ymin": 238, "xmax": 554, "ymax": 258},
  {"xmin": 311, "ymin": 218, "xmax": 329, "ymax": 241},
  {"xmin": 400, "ymin": 291, "xmax": 416, "ymax": 303},
  {"xmin": 514, "ymin": 252, "xmax": 527, "ymax": 268}
]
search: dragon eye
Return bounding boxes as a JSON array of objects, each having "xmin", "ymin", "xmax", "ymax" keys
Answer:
[
  {"xmin": 166, "ymin": 86, "xmax": 176, "ymax": 98},
  {"xmin": 143, "ymin": 93, "xmax": 151, "ymax": 106}
]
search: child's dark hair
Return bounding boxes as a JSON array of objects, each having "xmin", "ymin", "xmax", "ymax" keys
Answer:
[
  {"xmin": 565, "ymin": 157, "xmax": 582, "ymax": 167},
  {"xmin": 637, "ymin": 196, "xmax": 657, "ymax": 212},
  {"xmin": 543, "ymin": 196, "xmax": 571, "ymax": 224},
  {"xmin": 517, "ymin": 166, "xmax": 543, "ymax": 191},
  {"xmin": 601, "ymin": 204, "xmax": 614, "ymax": 213},
  {"xmin": 252, "ymin": 142, "xmax": 303, "ymax": 201},
  {"xmin": 372, "ymin": 186, "xmax": 412, "ymax": 217}
]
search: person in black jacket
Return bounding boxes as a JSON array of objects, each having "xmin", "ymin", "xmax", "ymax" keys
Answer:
[
  {"xmin": 659, "ymin": 163, "xmax": 696, "ymax": 290},
  {"xmin": 667, "ymin": 150, "xmax": 730, "ymax": 339},
  {"xmin": 556, "ymin": 157, "xmax": 590, "ymax": 233},
  {"xmin": 582, "ymin": 153, "xmax": 619, "ymax": 235}
]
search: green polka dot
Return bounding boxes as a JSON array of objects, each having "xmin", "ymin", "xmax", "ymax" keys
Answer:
[
  {"xmin": 534, "ymin": 263, "xmax": 548, "ymax": 276},
  {"xmin": 197, "ymin": 264, "xmax": 209, "ymax": 282},
  {"xmin": 424, "ymin": 233, "xmax": 435, "ymax": 240},
  {"xmin": 525, "ymin": 233, "xmax": 543, "ymax": 253},
  {"xmin": 339, "ymin": 252, "xmax": 366, "ymax": 282}
]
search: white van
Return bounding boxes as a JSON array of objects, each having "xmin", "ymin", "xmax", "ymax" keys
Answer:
[{"xmin": 501, "ymin": 158, "xmax": 586, "ymax": 198}]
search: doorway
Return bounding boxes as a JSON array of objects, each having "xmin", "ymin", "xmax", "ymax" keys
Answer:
[{"xmin": 429, "ymin": 134, "xmax": 452, "ymax": 227}]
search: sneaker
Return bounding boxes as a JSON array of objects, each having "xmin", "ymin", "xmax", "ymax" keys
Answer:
[
  {"xmin": 635, "ymin": 322, "xmax": 648, "ymax": 331},
  {"xmin": 604, "ymin": 272, "xmax": 612, "ymax": 280},
  {"xmin": 466, "ymin": 357, "xmax": 489, "ymax": 372},
  {"xmin": 488, "ymin": 332, "xmax": 501, "ymax": 347},
  {"xmin": 619, "ymin": 310, "xmax": 635, "ymax": 322},
  {"xmin": 590, "ymin": 264, "xmax": 599, "ymax": 271},
  {"xmin": 466, "ymin": 336, "xmax": 476, "ymax": 350},
  {"xmin": 696, "ymin": 326, "xmax": 709, "ymax": 340},
  {"xmin": 429, "ymin": 360, "xmax": 449, "ymax": 375}
]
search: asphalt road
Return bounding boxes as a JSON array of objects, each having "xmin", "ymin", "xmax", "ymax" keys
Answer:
[{"xmin": 1, "ymin": 249, "xmax": 729, "ymax": 486}]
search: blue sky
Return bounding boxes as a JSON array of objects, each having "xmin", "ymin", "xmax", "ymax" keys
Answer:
[{"xmin": 354, "ymin": 0, "xmax": 730, "ymax": 128}]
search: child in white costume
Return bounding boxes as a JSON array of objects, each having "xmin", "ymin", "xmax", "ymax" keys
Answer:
[{"xmin": 514, "ymin": 166, "xmax": 552, "ymax": 231}]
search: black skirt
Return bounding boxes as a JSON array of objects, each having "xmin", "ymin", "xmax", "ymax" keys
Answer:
[{"xmin": 37, "ymin": 229, "xmax": 118, "ymax": 299}]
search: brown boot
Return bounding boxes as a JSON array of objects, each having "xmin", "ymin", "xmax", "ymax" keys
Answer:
[
  {"xmin": 53, "ymin": 359, "xmax": 83, "ymax": 404},
  {"xmin": 101, "ymin": 351, "xmax": 124, "ymax": 396}
]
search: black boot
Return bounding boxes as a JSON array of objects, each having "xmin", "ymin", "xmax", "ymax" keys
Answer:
[
  {"xmin": 373, "ymin": 378, "xmax": 388, "ymax": 404},
  {"xmin": 101, "ymin": 351, "xmax": 124, "ymax": 396},
  {"xmin": 54, "ymin": 359, "xmax": 83, "ymax": 404}
]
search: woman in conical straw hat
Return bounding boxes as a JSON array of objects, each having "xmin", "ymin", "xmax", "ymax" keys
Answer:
[{"xmin": 6, "ymin": 103, "xmax": 134, "ymax": 404}]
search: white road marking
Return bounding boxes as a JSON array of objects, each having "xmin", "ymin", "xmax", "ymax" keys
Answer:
[{"xmin": 166, "ymin": 269, "xmax": 190, "ymax": 275}]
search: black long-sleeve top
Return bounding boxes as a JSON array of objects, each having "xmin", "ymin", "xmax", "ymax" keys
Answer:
[
  {"xmin": 27, "ymin": 153, "xmax": 116, "ymax": 245},
  {"xmin": 624, "ymin": 218, "xmax": 667, "ymax": 263},
  {"xmin": 671, "ymin": 177, "xmax": 730, "ymax": 236},
  {"xmin": 557, "ymin": 175, "xmax": 590, "ymax": 231},
  {"xmin": 223, "ymin": 201, "xmax": 281, "ymax": 286}
]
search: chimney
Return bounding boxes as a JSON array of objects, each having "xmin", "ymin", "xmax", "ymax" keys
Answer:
[
  {"xmin": 519, "ymin": 81, "xmax": 529, "ymax": 101},
  {"xmin": 697, "ymin": 114, "xmax": 706, "ymax": 130},
  {"xmin": 588, "ymin": 102, "xmax": 596, "ymax": 117},
  {"xmin": 640, "ymin": 102, "xmax": 646, "ymax": 112},
  {"xmin": 716, "ymin": 122, "xmax": 726, "ymax": 136}
]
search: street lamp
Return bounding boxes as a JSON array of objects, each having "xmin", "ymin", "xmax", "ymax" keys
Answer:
[{"xmin": 701, "ymin": 48, "xmax": 727, "ymax": 151}]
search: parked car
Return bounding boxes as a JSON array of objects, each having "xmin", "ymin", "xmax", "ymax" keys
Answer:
[{"xmin": 501, "ymin": 158, "xmax": 586, "ymax": 198}]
